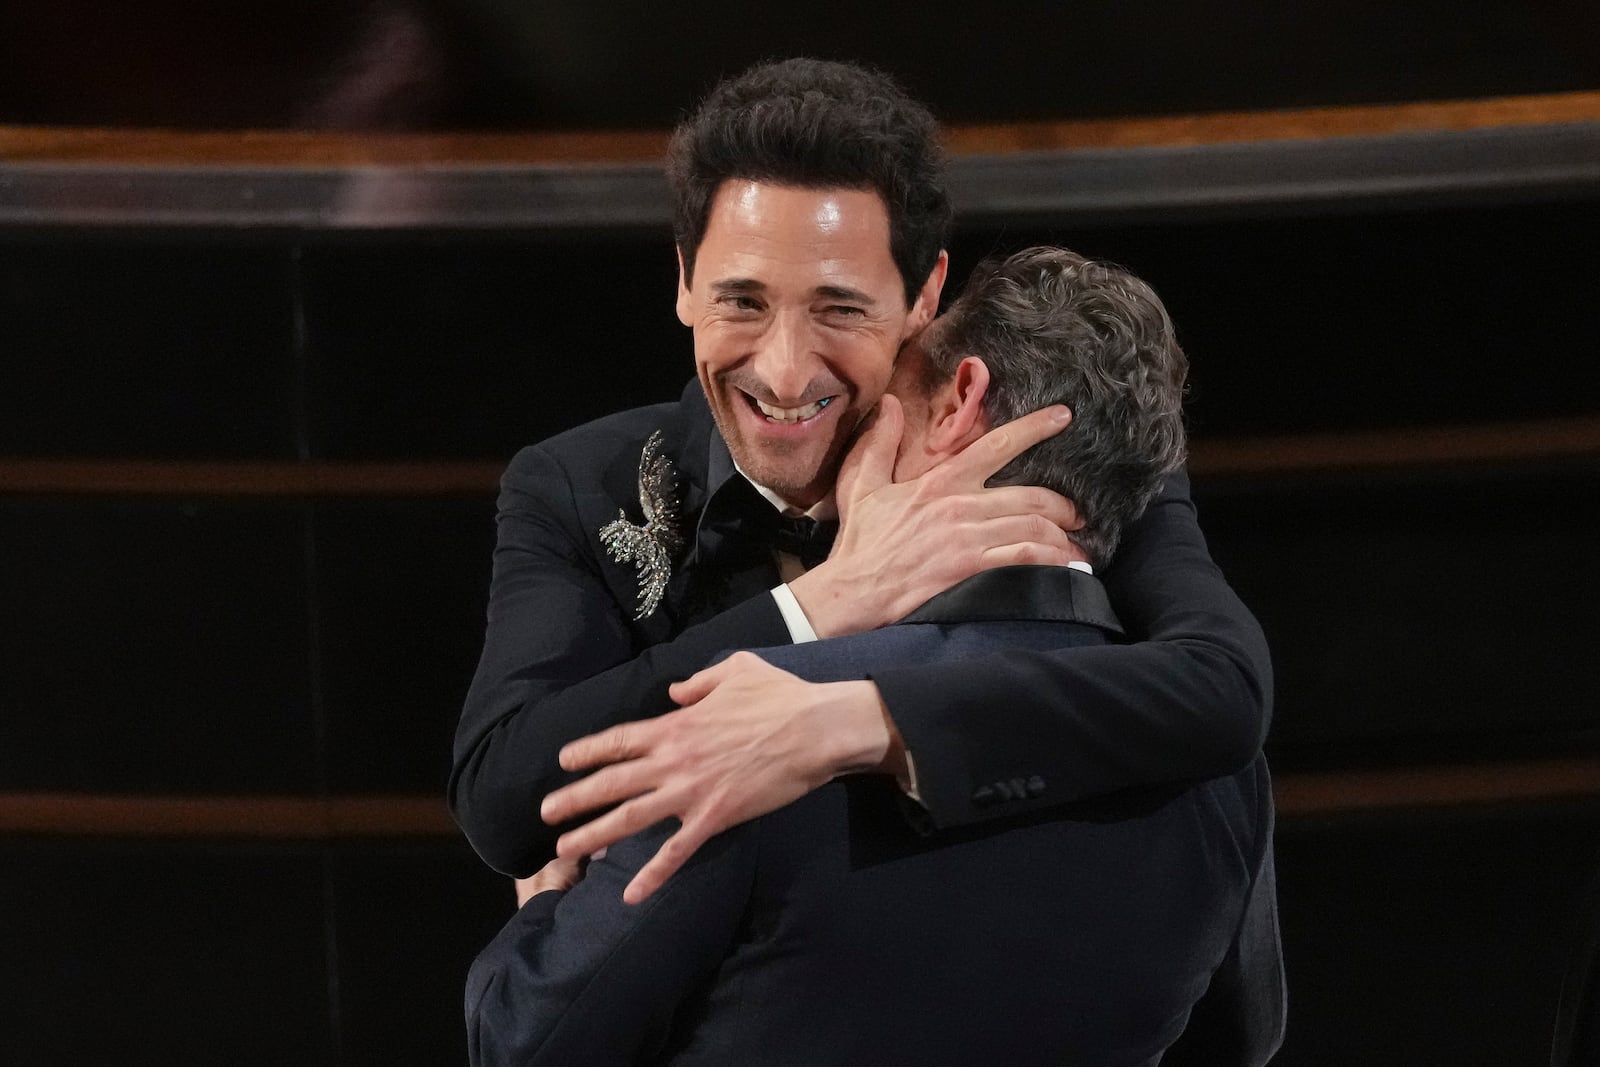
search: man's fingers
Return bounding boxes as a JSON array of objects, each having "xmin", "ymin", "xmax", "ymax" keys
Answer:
[
  {"xmin": 558, "ymin": 720, "xmax": 651, "ymax": 772},
  {"xmin": 541, "ymin": 757, "xmax": 655, "ymax": 825},
  {"xmin": 555, "ymin": 792, "xmax": 670, "ymax": 860},
  {"xmin": 836, "ymin": 393, "xmax": 904, "ymax": 512},
  {"xmin": 967, "ymin": 512, "xmax": 1086, "ymax": 561},
  {"xmin": 940, "ymin": 405, "xmax": 1071, "ymax": 487},
  {"xmin": 623, "ymin": 821, "xmax": 714, "ymax": 905},
  {"xmin": 966, "ymin": 483, "xmax": 1084, "ymax": 533},
  {"xmin": 667, "ymin": 664, "xmax": 723, "ymax": 709},
  {"xmin": 977, "ymin": 538, "xmax": 1087, "ymax": 570},
  {"xmin": 668, "ymin": 650, "xmax": 764, "ymax": 708}
]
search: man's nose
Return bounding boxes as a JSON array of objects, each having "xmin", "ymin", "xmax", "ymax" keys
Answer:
[{"xmin": 750, "ymin": 313, "xmax": 821, "ymax": 403}]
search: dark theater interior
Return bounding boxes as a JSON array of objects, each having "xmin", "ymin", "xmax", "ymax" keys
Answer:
[{"xmin": 2, "ymin": 2, "xmax": 1598, "ymax": 1063}]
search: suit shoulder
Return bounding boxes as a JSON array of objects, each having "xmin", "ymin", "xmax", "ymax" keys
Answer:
[
  {"xmin": 506, "ymin": 384, "xmax": 712, "ymax": 485},
  {"xmin": 511, "ymin": 400, "xmax": 681, "ymax": 471}
]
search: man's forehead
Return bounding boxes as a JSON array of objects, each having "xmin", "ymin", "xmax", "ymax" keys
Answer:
[
  {"xmin": 720, "ymin": 180, "xmax": 870, "ymax": 223},
  {"xmin": 703, "ymin": 181, "xmax": 891, "ymax": 242},
  {"xmin": 694, "ymin": 180, "xmax": 901, "ymax": 296},
  {"xmin": 713, "ymin": 177, "xmax": 885, "ymax": 209}
]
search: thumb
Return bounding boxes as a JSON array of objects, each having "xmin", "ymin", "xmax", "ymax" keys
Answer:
[
  {"xmin": 668, "ymin": 652, "xmax": 742, "ymax": 707},
  {"xmin": 837, "ymin": 394, "xmax": 904, "ymax": 518}
]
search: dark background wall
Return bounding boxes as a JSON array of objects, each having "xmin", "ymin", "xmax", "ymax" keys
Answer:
[
  {"xmin": 3, "ymin": 3, "xmax": 1599, "ymax": 1064},
  {"xmin": 3, "ymin": 0, "xmax": 1599, "ymax": 129}
]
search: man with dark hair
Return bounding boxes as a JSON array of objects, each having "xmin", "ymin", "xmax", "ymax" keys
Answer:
[
  {"xmin": 667, "ymin": 57, "xmax": 951, "ymax": 312},
  {"xmin": 452, "ymin": 55, "xmax": 1269, "ymax": 924},
  {"xmin": 465, "ymin": 247, "xmax": 1282, "ymax": 1066}
]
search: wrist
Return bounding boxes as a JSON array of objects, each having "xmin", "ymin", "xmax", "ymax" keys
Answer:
[
  {"xmin": 515, "ymin": 875, "xmax": 556, "ymax": 907},
  {"xmin": 822, "ymin": 680, "xmax": 900, "ymax": 777},
  {"xmin": 788, "ymin": 564, "xmax": 882, "ymax": 639}
]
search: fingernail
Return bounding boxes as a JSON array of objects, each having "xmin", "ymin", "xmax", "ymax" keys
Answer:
[{"xmin": 1052, "ymin": 406, "xmax": 1072, "ymax": 425}]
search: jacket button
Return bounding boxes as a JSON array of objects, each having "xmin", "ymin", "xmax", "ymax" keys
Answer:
[
  {"xmin": 972, "ymin": 785, "xmax": 996, "ymax": 807},
  {"xmin": 1026, "ymin": 775, "xmax": 1047, "ymax": 798}
]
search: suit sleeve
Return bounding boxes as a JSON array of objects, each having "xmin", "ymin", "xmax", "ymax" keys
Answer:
[
  {"xmin": 451, "ymin": 444, "xmax": 792, "ymax": 875},
  {"xmin": 465, "ymin": 821, "xmax": 756, "ymax": 1067},
  {"xmin": 874, "ymin": 470, "xmax": 1273, "ymax": 828}
]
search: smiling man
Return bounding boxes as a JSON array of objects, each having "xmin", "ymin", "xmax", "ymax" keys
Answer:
[
  {"xmin": 464, "ymin": 247, "xmax": 1283, "ymax": 1066},
  {"xmin": 450, "ymin": 59, "xmax": 1271, "ymax": 916},
  {"xmin": 681, "ymin": 181, "xmax": 941, "ymax": 509}
]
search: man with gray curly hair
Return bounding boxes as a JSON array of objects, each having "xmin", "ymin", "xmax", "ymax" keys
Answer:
[
  {"xmin": 891, "ymin": 246, "xmax": 1188, "ymax": 568},
  {"xmin": 466, "ymin": 246, "xmax": 1281, "ymax": 1067}
]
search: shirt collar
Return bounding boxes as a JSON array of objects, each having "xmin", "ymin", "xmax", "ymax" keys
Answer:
[{"xmin": 731, "ymin": 459, "xmax": 838, "ymax": 521}]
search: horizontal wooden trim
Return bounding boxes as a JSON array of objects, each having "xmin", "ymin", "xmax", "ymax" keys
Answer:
[
  {"xmin": 3, "ymin": 417, "xmax": 1596, "ymax": 496},
  {"xmin": 1274, "ymin": 757, "xmax": 1600, "ymax": 818},
  {"xmin": 1186, "ymin": 415, "xmax": 1600, "ymax": 477},
  {"xmin": 4, "ymin": 92, "xmax": 1598, "ymax": 166},
  {"xmin": 944, "ymin": 91, "xmax": 1600, "ymax": 156},
  {"xmin": 0, "ymin": 460, "xmax": 503, "ymax": 495},
  {"xmin": 3, "ymin": 757, "xmax": 1598, "ymax": 839},
  {"xmin": 7, "ymin": 116, "xmax": 1594, "ymax": 231},
  {"xmin": 0, "ymin": 128, "xmax": 673, "ymax": 167},
  {"xmin": 0, "ymin": 793, "xmax": 455, "ymax": 839}
]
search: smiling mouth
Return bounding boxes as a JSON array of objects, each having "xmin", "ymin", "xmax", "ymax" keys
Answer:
[{"xmin": 750, "ymin": 395, "xmax": 835, "ymax": 424}]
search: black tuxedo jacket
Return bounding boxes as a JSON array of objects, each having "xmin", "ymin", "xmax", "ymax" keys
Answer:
[
  {"xmin": 451, "ymin": 380, "xmax": 1273, "ymax": 877},
  {"xmin": 466, "ymin": 567, "xmax": 1283, "ymax": 1066}
]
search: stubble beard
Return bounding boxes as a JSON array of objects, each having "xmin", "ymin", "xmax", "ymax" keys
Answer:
[{"xmin": 714, "ymin": 391, "xmax": 868, "ymax": 508}]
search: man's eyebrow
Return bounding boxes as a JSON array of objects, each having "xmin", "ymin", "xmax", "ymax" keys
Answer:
[
  {"xmin": 709, "ymin": 278, "xmax": 765, "ymax": 294},
  {"xmin": 815, "ymin": 285, "xmax": 876, "ymax": 305}
]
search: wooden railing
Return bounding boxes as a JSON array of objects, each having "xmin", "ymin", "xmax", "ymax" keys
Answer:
[
  {"xmin": 3, "ymin": 416, "xmax": 1597, "ymax": 496},
  {"xmin": 5, "ymin": 91, "xmax": 1597, "ymax": 229},
  {"xmin": 4, "ymin": 753, "xmax": 1599, "ymax": 840},
  {"xmin": 5, "ymin": 90, "xmax": 1599, "ymax": 165}
]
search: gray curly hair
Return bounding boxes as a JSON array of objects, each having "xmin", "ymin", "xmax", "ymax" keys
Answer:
[{"xmin": 920, "ymin": 246, "xmax": 1189, "ymax": 567}]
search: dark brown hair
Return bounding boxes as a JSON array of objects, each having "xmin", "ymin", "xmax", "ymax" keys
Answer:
[{"xmin": 666, "ymin": 57, "xmax": 951, "ymax": 307}]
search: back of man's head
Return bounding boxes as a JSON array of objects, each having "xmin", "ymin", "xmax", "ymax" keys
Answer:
[
  {"xmin": 922, "ymin": 246, "xmax": 1189, "ymax": 567},
  {"xmin": 666, "ymin": 57, "xmax": 951, "ymax": 307}
]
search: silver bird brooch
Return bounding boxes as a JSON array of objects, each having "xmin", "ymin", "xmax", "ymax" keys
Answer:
[{"xmin": 599, "ymin": 430, "xmax": 685, "ymax": 620}]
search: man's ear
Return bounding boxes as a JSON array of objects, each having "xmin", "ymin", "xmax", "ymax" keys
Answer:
[
  {"xmin": 926, "ymin": 356, "xmax": 992, "ymax": 453},
  {"xmin": 906, "ymin": 250, "xmax": 949, "ymax": 334},
  {"xmin": 675, "ymin": 247, "xmax": 694, "ymax": 327}
]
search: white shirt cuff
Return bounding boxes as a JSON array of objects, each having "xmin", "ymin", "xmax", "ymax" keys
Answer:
[
  {"xmin": 899, "ymin": 751, "xmax": 924, "ymax": 805},
  {"xmin": 770, "ymin": 584, "xmax": 819, "ymax": 644}
]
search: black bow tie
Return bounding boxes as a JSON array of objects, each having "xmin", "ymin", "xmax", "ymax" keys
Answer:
[
  {"xmin": 769, "ymin": 514, "xmax": 839, "ymax": 569},
  {"xmin": 694, "ymin": 475, "xmax": 838, "ymax": 570}
]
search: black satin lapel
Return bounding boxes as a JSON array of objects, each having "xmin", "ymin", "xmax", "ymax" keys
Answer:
[
  {"xmin": 675, "ymin": 443, "xmax": 783, "ymax": 622},
  {"xmin": 675, "ymin": 379, "xmax": 715, "ymax": 521},
  {"xmin": 898, "ymin": 566, "xmax": 1124, "ymax": 636},
  {"xmin": 688, "ymin": 426, "xmax": 739, "ymax": 568}
]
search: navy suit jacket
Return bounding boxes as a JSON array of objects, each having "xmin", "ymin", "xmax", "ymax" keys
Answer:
[
  {"xmin": 467, "ymin": 567, "xmax": 1282, "ymax": 1066},
  {"xmin": 451, "ymin": 381, "xmax": 1273, "ymax": 877}
]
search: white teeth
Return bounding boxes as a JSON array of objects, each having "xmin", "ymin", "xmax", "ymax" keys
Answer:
[{"xmin": 754, "ymin": 397, "xmax": 832, "ymax": 423}]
